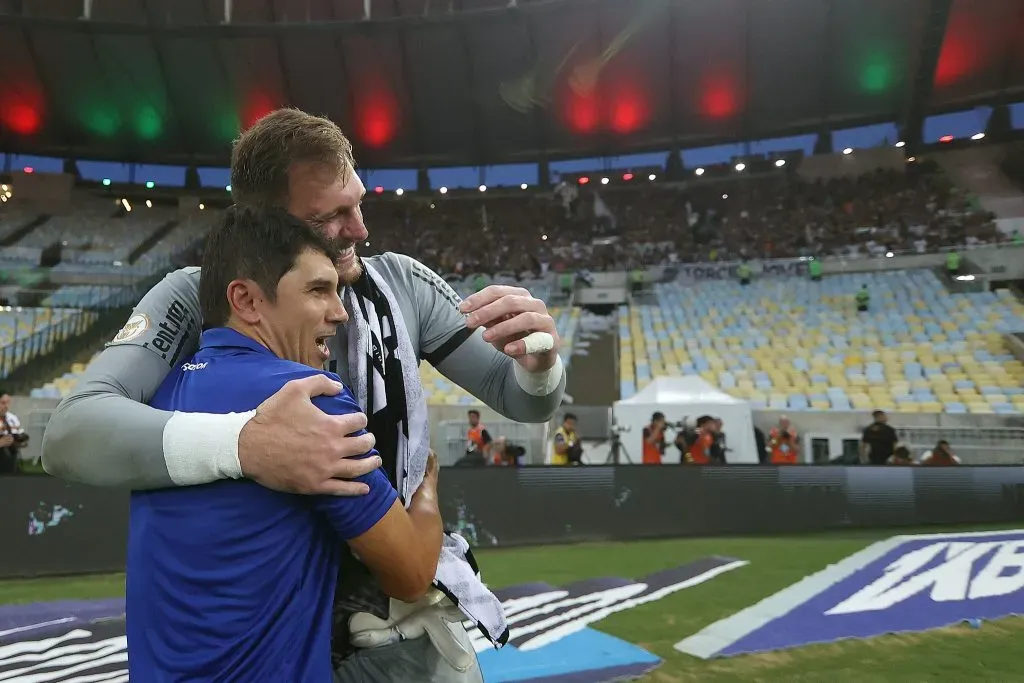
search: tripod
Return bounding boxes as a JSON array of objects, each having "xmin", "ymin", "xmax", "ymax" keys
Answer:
[{"xmin": 604, "ymin": 429, "xmax": 634, "ymax": 465}]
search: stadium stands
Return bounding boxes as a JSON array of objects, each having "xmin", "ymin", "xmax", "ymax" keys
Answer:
[
  {"xmin": 0, "ymin": 307, "xmax": 99, "ymax": 379},
  {"xmin": 30, "ymin": 307, "xmax": 583, "ymax": 403},
  {"xmin": 619, "ymin": 269, "xmax": 1024, "ymax": 414}
]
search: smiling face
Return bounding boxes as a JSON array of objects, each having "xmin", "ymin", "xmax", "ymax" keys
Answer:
[
  {"xmin": 286, "ymin": 161, "xmax": 367, "ymax": 286},
  {"xmin": 234, "ymin": 248, "xmax": 348, "ymax": 368}
]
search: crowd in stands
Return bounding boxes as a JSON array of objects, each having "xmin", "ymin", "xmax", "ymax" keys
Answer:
[
  {"xmin": 354, "ymin": 159, "xmax": 1003, "ymax": 274},
  {"xmin": 0, "ymin": 158, "xmax": 1009, "ymax": 284}
]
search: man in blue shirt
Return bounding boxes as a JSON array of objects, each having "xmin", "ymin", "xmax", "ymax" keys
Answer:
[{"xmin": 127, "ymin": 206, "xmax": 444, "ymax": 681}]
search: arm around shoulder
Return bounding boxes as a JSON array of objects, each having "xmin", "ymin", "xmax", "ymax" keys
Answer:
[{"xmin": 41, "ymin": 267, "xmax": 226, "ymax": 489}]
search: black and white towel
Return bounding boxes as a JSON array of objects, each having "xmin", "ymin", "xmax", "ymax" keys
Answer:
[{"xmin": 344, "ymin": 260, "xmax": 509, "ymax": 648}]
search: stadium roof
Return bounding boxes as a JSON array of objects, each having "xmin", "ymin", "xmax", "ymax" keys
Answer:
[{"xmin": 1, "ymin": 0, "xmax": 1023, "ymax": 169}]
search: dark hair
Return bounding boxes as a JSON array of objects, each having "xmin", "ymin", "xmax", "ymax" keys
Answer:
[
  {"xmin": 230, "ymin": 108, "xmax": 356, "ymax": 208},
  {"xmin": 652, "ymin": 411, "xmax": 665, "ymax": 422},
  {"xmin": 563, "ymin": 413, "xmax": 577, "ymax": 421},
  {"xmin": 468, "ymin": 410, "xmax": 480, "ymax": 417},
  {"xmin": 200, "ymin": 205, "xmax": 341, "ymax": 330}
]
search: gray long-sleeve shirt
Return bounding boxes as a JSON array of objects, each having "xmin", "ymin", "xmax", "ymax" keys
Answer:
[{"xmin": 41, "ymin": 252, "xmax": 565, "ymax": 489}]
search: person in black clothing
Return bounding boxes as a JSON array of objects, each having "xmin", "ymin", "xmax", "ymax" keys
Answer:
[
  {"xmin": 860, "ymin": 410, "xmax": 899, "ymax": 465},
  {"xmin": 753, "ymin": 426, "xmax": 768, "ymax": 464}
]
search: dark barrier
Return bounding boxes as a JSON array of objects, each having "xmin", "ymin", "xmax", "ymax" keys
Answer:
[
  {"xmin": 0, "ymin": 477, "xmax": 129, "ymax": 579},
  {"xmin": 5, "ymin": 465, "xmax": 1024, "ymax": 578}
]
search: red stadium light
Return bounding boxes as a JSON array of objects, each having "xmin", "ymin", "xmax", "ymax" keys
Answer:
[
  {"xmin": 578, "ymin": 176, "xmax": 590, "ymax": 185},
  {"xmin": 23, "ymin": 167, "xmax": 33, "ymax": 174},
  {"xmin": 623, "ymin": 173, "xmax": 634, "ymax": 181},
  {"xmin": 374, "ymin": 186, "xmax": 384, "ymax": 194},
  {"xmin": 939, "ymin": 135, "xmax": 954, "ymax": 143}
]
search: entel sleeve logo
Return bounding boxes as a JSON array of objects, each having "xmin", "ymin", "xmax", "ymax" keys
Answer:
[{"xmin": 675, "ymin": 529, "xmax": 1024, "ymax": 660}]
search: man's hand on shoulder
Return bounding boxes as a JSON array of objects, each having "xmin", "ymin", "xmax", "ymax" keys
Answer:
[
  {"xmin": 459, "ymin": 285, "xmax": 560, "ymax": 373},
  {"xmin": 238, "ymin": 374, "xmax": 381, "ymax": 496}
]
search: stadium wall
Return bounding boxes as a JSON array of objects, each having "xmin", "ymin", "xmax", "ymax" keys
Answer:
[{"xmin": 4, "ymin": 465, "xmax": 1024, "ymax": 579}]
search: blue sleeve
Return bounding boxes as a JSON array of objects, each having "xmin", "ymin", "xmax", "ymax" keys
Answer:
[{"xmin": 310, "ymin": 384, "xmax": 399, "ymax": 540}]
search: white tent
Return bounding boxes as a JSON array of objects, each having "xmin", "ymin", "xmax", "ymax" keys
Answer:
[{"xmin": 612, "ymin": 376, "xmax": 757, "ymax": 464}]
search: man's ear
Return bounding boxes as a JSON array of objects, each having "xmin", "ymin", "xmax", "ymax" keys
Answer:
[{"xmin": 226, "ymin": 279, "xmax": 265, "ymax": 325}]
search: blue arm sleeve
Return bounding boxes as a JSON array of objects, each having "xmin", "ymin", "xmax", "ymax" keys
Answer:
[{"xmin": 310, "ymin": 386, "xmax": 399, "ymax": 540}]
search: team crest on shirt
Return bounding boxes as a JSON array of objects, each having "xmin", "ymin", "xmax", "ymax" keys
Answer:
[{"xmin": 111, "ymin": 313, "xmax": 150, "ymax": 344}]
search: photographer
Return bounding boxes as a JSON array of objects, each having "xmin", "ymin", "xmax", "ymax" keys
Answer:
[
  {"xmin": 551, "ymin": 413, "xmax": 582, "ymax": 466},
  {"xmin": 683, "ymin": 415, "xmax": 716, "ymax": 465},
  {"xmin": 642, "ymin": 412, "xmax": 667, "ymax": 465},
  {"xmin": 0, "ymin": 391, "xmax": 28, "ymax": 474}
]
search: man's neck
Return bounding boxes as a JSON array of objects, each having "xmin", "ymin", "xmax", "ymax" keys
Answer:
[{"xmin": 225, "ymin": 322, "xmax": 279, "ymax": 359}]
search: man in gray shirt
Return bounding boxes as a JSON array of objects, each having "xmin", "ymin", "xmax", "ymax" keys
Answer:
[{"xmin": 41, "ymin": 108, "xmax": 565, "ymax": 681}]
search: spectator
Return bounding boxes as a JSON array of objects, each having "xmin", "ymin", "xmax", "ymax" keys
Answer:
[
  {"xmin": 886, "ymin": 445, "xmax": 916, "ymax": 466},
  {"xmin": 860, "ymin": 410, "xmax": 899, "ymax": 465},
  {"xmin": 0, "ymin": 391, "xmax": 27, "ymax": 474},
  {"xmin": 920, "ymin": 440, "xmax": 961, "ymax": 466}
]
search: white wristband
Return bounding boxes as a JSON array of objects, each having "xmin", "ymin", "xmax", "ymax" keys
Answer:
[
  {"xmin": 513, "ymin": 354, "xmax": 565, "ymax": 397},
  {"xmin": 163, "ymin": 410, "xmax": 256, "ymax": 485}
]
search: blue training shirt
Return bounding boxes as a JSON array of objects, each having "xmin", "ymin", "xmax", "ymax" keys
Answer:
[{"xmin": 126, "ymin": 327, "xmax": 398, "ymax": 682}]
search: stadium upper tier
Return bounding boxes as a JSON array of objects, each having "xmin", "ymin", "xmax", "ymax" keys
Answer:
[{"xmin": 620, "ymin": 270, "xmax": 1024, "ymax": 415}]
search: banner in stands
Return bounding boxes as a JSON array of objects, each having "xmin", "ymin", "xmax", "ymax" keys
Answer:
[
  {"xmin": 674, "ymin": 529, "xmax": 1024, "ymax": 659},
  {"xmin": 0, "ymin": 560, "xmax": 746, "ymax": 682},
  {"xmin": 674, "ymin": 258, "xmax": 808, "ymax": 283},
  {"xmin": 4, "ymin": 465, "xmax": 1024, "ymax": 578}
]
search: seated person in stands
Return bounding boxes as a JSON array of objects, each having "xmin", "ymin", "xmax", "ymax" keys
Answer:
[
  {"xmin": 126, "ymin": 207, "xmax": 443, "ymax": 681},
  {"xmin": 920, "ymin": 440, "xmax": 961, "ymax": 466},
  {"xmin": 886, "ymin": 445, "xmax": 915, "ymax": 466}
]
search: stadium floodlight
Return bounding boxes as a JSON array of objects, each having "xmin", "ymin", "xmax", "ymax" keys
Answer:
[
  {"xmin": 226, "ymin": 184, "xmax": 232, "ymax": 192},
  {"xmin": 775, "ymin": 159, "xmax": 786, "ymax": 167},
  {"xmin": 439, "ymin": 186, "xmax": 448, "ymax": 194},
  {"xmin": 395, "ymin": 188, "xmax": 404, "ymax": 196},
  {"xmin": 541, "ymin": 234, "xmax": 548, "ymax": 240},
  {"xmin": 971, "ymin": 132, "xmax": 985, "ymax": 141},
  {"xmin": 648, "ymin": 173, "xmax": 656, "ymax": 181},
  {"xmin": 121, "ymin": 198, "xmax": 132, "ymax": 212},
  {"xmin": 722, "ymin": 193, "xmax": 729, "ymax": 199},
  {"xmin": 102, "ymin": 179, "xmax": 111, "ymax": 186},
  {"xmin": 199, "ymin": 203, "xmax": 205, "ymax": 210},
  {"xmin": 734, "ymin": 163, "xmax": 746, "ymax": 172},
  {"xmin": 479, "ymin": 184, "xmax": 487, "ymax": 192},
  {"xmin": 520, "ymin": 183, "xmax": 528, "ymax": 189},
  {"xmin": 843, "ymin": 147, "xmax": 853, "ymax": 155},
  {"xmin": 601, "ymin": 177, "xmax": 609, "ymax": 185},
  {"xmin": 895, "ymin": 141, "xmax": 906, "ymax": 148},
  {"xmin": 695, "ymin": 168, "xmax": 705, "ymax": 176},
  {"xmin": 145, "ymin": 181, "xmax": 155, "ymax": 189},
  {"xmin": 145, "ymin": 200, "xmax": 153, "ymax": 208}
]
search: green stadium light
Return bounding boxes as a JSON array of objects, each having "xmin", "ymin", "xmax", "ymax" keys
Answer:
[
  {"xmin": 102, "ymin": 178, "xmax": 111, "ymax": 186},
  {"xmin": 146, "ymin": 181, "xmax": 155, "ymax": 189}
]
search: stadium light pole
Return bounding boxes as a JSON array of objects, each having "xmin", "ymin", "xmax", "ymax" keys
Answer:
[
  {"xmin": 364, "ymin": 0, "xmax": 372, "ymax": 20},
  {"xmin": 82, "ymin": 0, "xmax": 93, "ymax": 20},
  {"xmin": 223, "ymin": 0, "xmax": 232, "ymax": 24}
]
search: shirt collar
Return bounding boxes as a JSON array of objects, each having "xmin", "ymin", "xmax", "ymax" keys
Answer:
[{"xmin": 199, "ymin": 327, "xmax": 274, "ymax": 356}]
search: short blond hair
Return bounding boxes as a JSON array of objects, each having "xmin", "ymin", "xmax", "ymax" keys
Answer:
[{"xmin": 230, "ymin": 108, "xmax": 356, "ymax": 208}]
